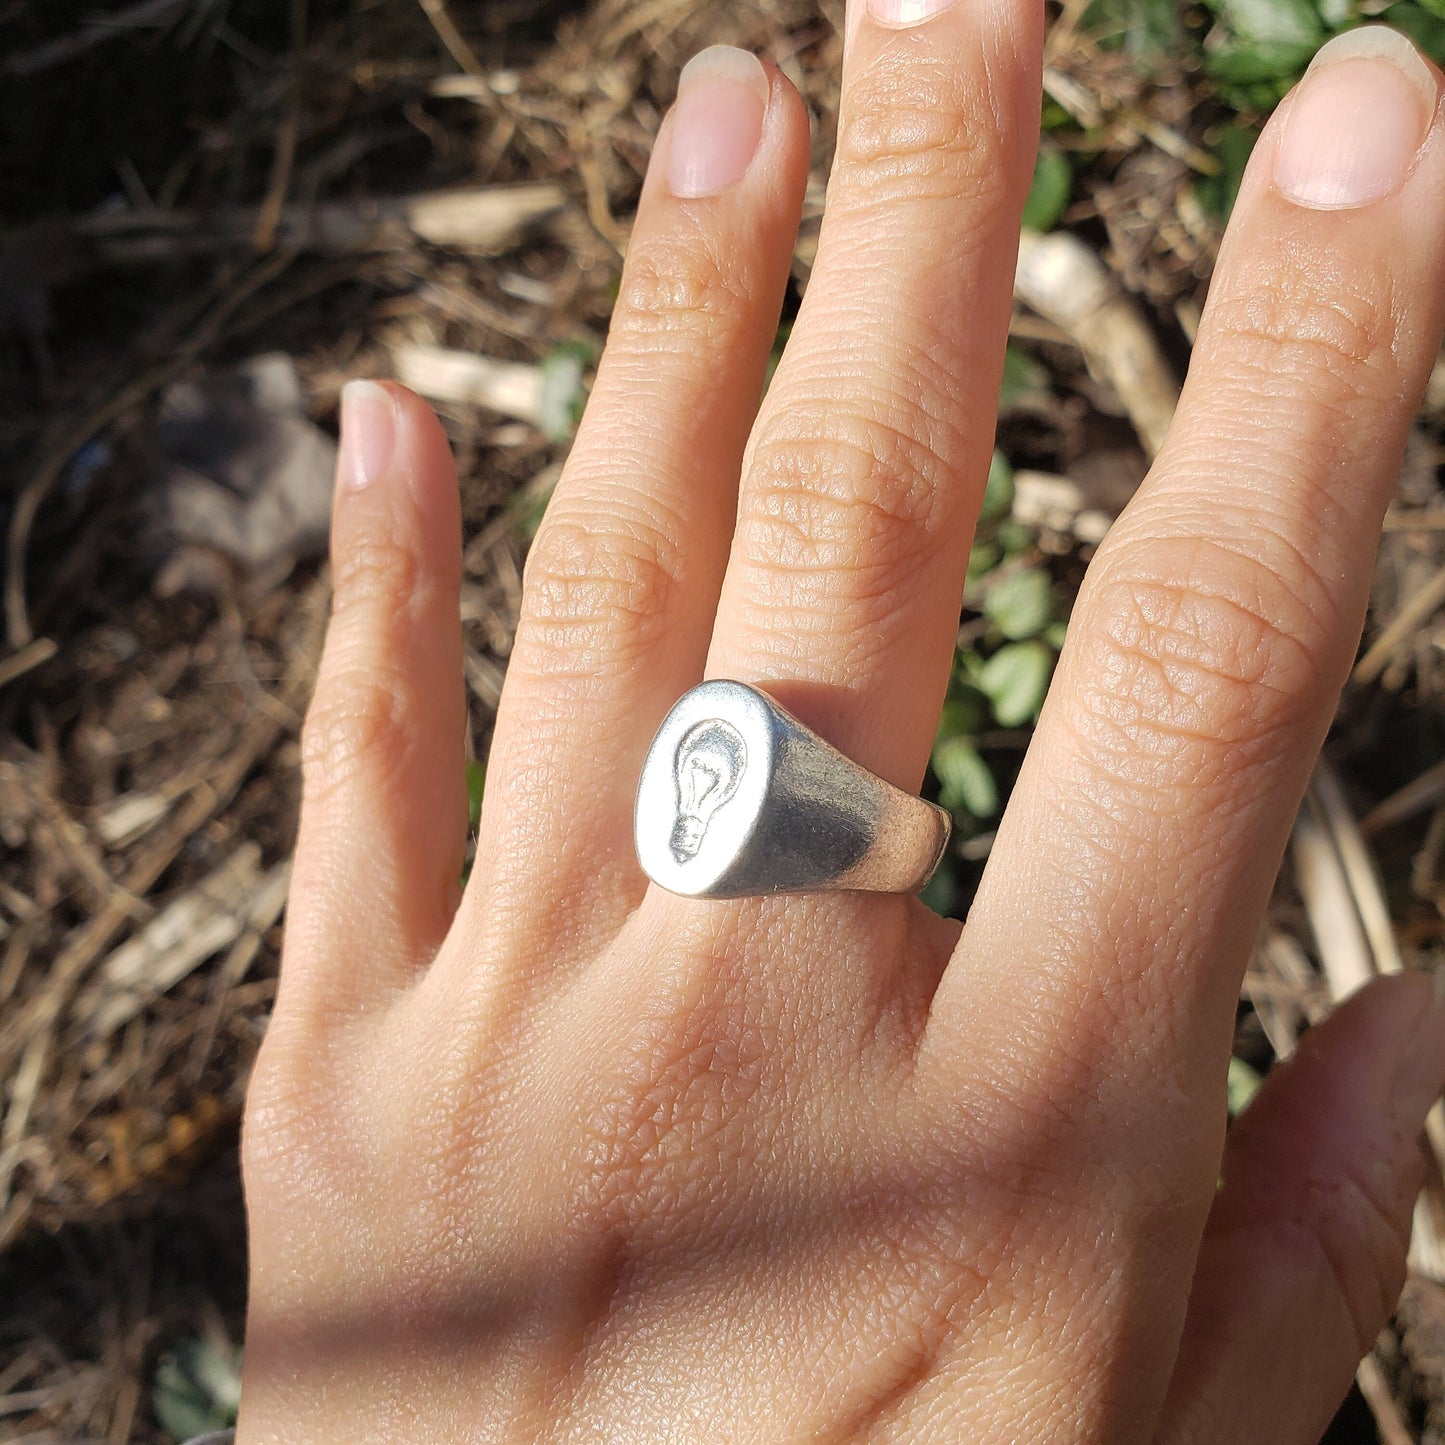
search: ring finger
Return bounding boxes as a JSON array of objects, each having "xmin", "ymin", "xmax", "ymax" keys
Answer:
[{"xmin": 706, "ymin": 0, "xmax": 1044, "ymax": 792}]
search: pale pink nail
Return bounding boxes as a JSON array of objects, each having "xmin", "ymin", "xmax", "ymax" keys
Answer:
[
  {"xmin": 867, "ymin": 0, "xmax": 962, "ymax": 27},
  {"xmin": 339, "ymin": 380, "xmax": 397, "ymax": 491},
  {"xmin": 667, "ymin": 46, "xmax": 770, "ymax": 200},
  {"xmin": 1275, "ymin": 27, "xmax": 1438, "ymax": 210}
]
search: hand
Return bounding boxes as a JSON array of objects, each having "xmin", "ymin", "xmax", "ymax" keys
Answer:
[{"xmin": 238, "ymin": 14, "xmax": 1445, "ymax": 1443}]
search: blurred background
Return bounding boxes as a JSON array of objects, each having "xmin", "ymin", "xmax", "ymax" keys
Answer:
[{"xmin": 2, "ymin": 0, "xmax": 1445, "ymax": 1439}]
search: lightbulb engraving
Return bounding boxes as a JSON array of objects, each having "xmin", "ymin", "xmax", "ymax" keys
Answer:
[{"xmin": 671, "ymin": 719, "xmax": 747, "ymax": 864}]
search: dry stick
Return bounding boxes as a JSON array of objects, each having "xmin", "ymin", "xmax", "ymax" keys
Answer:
[
  {"xmin": 253, "ymin": 0, "xmax": 307, "ymax": 252},
  {"xmin": 1014, "ymin": 230, "xmax": 1180, "ymax": 458},
  {"xmin": 1356, "ymin": 1354, "xmax": 1417, "ymax": 1445},
  {"xmin": 416, "ymin": 0, "xmax": 488, "ymax": 79},
  {"xmin": 0, "ymin": 639, "xmax": 57, "ymax": 690},
  {"xmin": 74, "ymin": 182, "xmax": 565, "ymax": 267},
  {"xmin": 1364, "ymin": 757, "xmax": 1445, "ymax": 836},
  {"xmin": 1383, "ymin": 509, "xmax": 1445, "ymax": 532},
  {"xmin": 1, "ymin": 0, "xmax": 188, "ymax": 77},
  {"xmin": 1312, "ymin": 763, "xmax": 1405, "ymax": 977},
  {"xmin": 1299, "ymin": 767, "xmax": 1445, "ymax": 1283},
  {"xmin": 1353, "ymin": 563, "xmax": 1445, "ymax": 688}
]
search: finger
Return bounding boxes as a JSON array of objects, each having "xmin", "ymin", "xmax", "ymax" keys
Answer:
[
  {"xmin": 281, "ymin": 382, "xmax": 465, "ymax": 1018},
  {"xmin": 1158, "ymin": 974, "xmax": 1445, "ymax": 1445},
  {"xmin": 932, "ymin": 30, "xmax": 1445, "ymax": 1092},
  {"xmin": 466, "ymin": 50, "xmax": 810, "ymax": 954},
  {"xmin": 704, "ymin": 0, "xmax": 1044, "ymax": 791}
]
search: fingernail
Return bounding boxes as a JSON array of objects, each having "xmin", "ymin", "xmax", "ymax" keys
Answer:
[
  {"xmin": 867, "ymin": 0, "xmax": 962, "ymax": 26},
  {"xmin": 668, "ymin": 47, "xmax": 770, "ymax": 200},
  {"xmin": 339, "ymin": 380, "xmax": 397, "ymax": 491},
  {"xmin": 1393, "ymin": 969, "xmax": 1445, "ymax": 1129},
  {"xmin": 1275, "ymin": 27, "xmax": 1438, "ymax": 210}
]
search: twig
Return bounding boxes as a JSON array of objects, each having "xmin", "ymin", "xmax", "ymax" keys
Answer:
[
  {"xmin": 1383, "ymin": 509, "xmax": 1445, "ymax": 533},
  {"xmin": 1311, "ymin": 763, "xmax": 1404, "ymax": 977},
  {"xmin": 1, "ymin": 0, "xmax": 187, "ymax": 77},
  {"xmin": 0, "ymin": 575, "xmax": 325, "ymax": 1227},
  {"xmin": 391, "ymin": 344, "xmax": 543, "ymax": 422},
  {"xmin": 1356, "ymin": 1353, "xmax": 1416, "ymax": 1445},
  {"xmin": 74, "ymin": 182, "xmax": 566, "ymax": 267},
  {"xmin": 1363, "ymin": 758, "xmax": 1445, "ymax": 836},
  {"xmin": 0, "ymin": 638, "xmax": 57, "ymax": 689},
  {"xmin": 416, "ymin": 0, "xmax": 487, "ymax": 80},
  {"xmin": 1353, "ymin": 564, "xmax": 1445, "ymax": 688},
  {"xmin": 1291, "ymin": 791, "xmax": 1375, "ymax": 1001},
  {"xmin": 253, "ymin": 0, "xmax": 307, "ymax": 251},
  {"xmin": 1014, "ymin": 230, "xmax": 1179, "ymax": 457}
]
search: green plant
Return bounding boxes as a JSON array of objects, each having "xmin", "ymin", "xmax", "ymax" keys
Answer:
[{"xmin": 153, "ymin": 1334, "xmax": 242, "ymax": 1442}]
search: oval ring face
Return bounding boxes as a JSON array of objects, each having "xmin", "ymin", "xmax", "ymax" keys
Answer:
[{"xmin": 635, "ymin": 682, "xmax": 776, "ymax": 897}]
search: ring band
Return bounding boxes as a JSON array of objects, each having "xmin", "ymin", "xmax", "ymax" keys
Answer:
[{"xmin": 634, "ymin": 681, "xmax": 951, "ymax": 899}]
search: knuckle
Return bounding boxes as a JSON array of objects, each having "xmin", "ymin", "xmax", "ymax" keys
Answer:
[
  {"xmin": 745, "ymin": 403, "xmax": 964, "ymax": 597},
  {"xmin": 332, "ymin": 531, "xmax": 425, "ymax": 618},
  {"xmin": 1209, "ymin": 260, "xmax": 1399, "ymax": 400},
  {"xmin": 517, "ymin": 511, "xmax": 680, "ymax": 681},
  {"xmin": 834, "ymin": 60, "xmax": 1008, "ymax": 210},
  {"xmin": 612, "ymin": 226, "xmax": 752, "ymax": 351},
  {"xmin": 1071, "ymin": 538, "xmax": 1328, "ymax": 774},
  {"xmin": 300, "ymin": 665, "xmax": 413, "ymax": 806}
]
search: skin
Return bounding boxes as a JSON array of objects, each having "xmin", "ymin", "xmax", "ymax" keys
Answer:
[{"xmin": 239, "ymin": 7, "xmax": 1445, "ymax": 1442}]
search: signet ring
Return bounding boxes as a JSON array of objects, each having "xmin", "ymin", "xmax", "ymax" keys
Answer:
[{"xmin": 634, "ymin": 681, "xmax": 951, "ymax": 899}]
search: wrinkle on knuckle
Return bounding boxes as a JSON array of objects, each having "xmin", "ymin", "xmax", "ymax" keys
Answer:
[
  {"xmin": 1071, "ymin": 539, "xmax": 1325, "ymax": 774},
  {"xmin": 746, "ymin": 408, "xmax": 961, "ymax": 575},
  {"xmin": 612, "ymin": 227, "xmax": 752, "ymax": 351},
  {"xmin": 300, "ymin": 667, "xmax": 414, "ymax": 806},
  {"xmin": 1208, "ymin": 265, "xmax": 1400, "ymax": 402},
  {"xmin": 333, "ymin": 531, "xmax": 426, "ymax": 619},
  {"xmin": 517, "ymin": 511, "xmax": 681, "ymax": 680},
  {"xmin": 834, "ymin": 62, "xmax": 1006, "ymax": 212}
]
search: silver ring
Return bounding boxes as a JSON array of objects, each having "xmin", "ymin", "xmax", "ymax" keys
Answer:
[{"xmin": 634, "ymin": 681, "xmax": 951, "ymax": 899}]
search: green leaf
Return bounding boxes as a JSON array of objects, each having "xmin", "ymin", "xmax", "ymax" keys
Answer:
[
  {"xmin": 985, "ymin": 568, "xmax": 1054, "ymax": 641},
  {"xmin": 1204, "ymin": 0, "xmax": 1323, "ymax": 47},
  {"xmin": 919, "ymin": 860, "xmax": 961, "ymax": 916},
  {"xmin": 1206, "ymin": 38, "xmax": 1316, "ymax": 83},
  {"xmin": 538, "ymin": 341, "xmax": 594, "ymax": 443},
  {"xmin": 980, "ymin": 450, "xmax": 1015, "ymax": 525},
  {"xmin": 1082, "ymin": 0, "xmax": 1181, "ymax": 56},
  {"xmin": 466, "ymin": 761, "xmax": 486, "ymax": 830},
  {"xmin": 1196, "ymin": 124, "xmax": 1258, "ymax": 220},
  {"xmin": 937, "ymin": 685, "xmax": 992, "ymax": 741},
  {"xmin": 1384, "ymin": 4, "xmax": 1445, "ymax": 61},
  {"xmin": 932, "ymin": 735, "xmax": 999, "ymax": 819},
  {"xmin": 1022, "ymin": 147, "xmax": 1073, "ymax": 232},
  {"xmin": 995, "ymin": 519, "xmax": 1033, "ymax": 559},
  {"xmin": 966, "ymin": 539, "xmax": 1003, "ymax": 584},
  {"xmin": 153, "ymin": 1336, "xmax": 242, "ymax": 1442},
  {"xmin": 1227, "ymin": 1057, "xmax": 1263, "ymax": 1117},
  {"xmin": 999, "ymin": 345, "xmax": 1049, "ymax": 408},
  {"xmin": 978, "ymin": 642, "xmax": 1054, "ymax": 727},
  {"xmin": 1043, "ymin": 619, "xmax": 1070, "ymax": 651}
]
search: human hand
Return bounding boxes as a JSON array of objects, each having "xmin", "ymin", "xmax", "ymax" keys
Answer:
[{"xmin": 238, "ymin": 12, "xmax": 1445, "ymax": 1443}]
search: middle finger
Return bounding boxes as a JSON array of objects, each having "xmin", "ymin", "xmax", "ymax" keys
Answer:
[{"xmin": 707, "ymin": 0, "xmax": 1044, "ymax": 791}]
